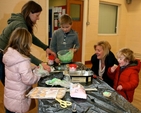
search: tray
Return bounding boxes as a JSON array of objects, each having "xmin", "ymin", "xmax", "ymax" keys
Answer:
[
  {"xmin": 26, "ymin": 87, "xmax": 66, "ymax": 99},
  {"xmin": 69, "ymin": 70, "xmax": 93, "ymax": 84}
]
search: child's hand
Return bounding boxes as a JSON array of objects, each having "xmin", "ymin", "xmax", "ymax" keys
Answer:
[
  {"xmin": 41, "ymin": 63, "xmax": 51, "ymax": 72},
  {"xmin": 111, "ymin": 64, "xmax": 118, "ymax": 73},
  {"xmin": 55, "ymin": 58, "xmax": 60, "ymax": 63},
  {"xmin": 117, "ymin": 85, "xmax": 123, "ymax": 90},
  {"xmin": 31, "ymin": 64, "xmax": 37, "ymax": 70},
  {"xmin": 69, "ymin": 48, "xmax": 77, "ymax": 52}
]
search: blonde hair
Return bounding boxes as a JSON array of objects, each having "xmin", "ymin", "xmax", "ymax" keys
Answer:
[
  {"xmin": 4, "ymin": 28, "xmax": 32, "ymax": 57},
  {"xmin": 94, "ymin": 41, "xmax": 111, "ymax": 58},
  {"xmin": 59, "ymin": 14, "xmax": 72, "ymax": 25},
  {"xmin": 117, "ymin": 48, "xmax": 135, "ymax": 62}
]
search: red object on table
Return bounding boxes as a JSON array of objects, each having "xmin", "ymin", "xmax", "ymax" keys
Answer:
[
  {"xmin": 69, "ymin": 64, "xmax": 77, "ymax": 72},
  {"xmin": 69, "ymin": 64, "xmax": 77, "ymax": 68},
  {"xmin": 93, "ymin": 75, "xmax": 97, "ymax": 79},
  {"xmin": 49, "ymin": 55, "xmax": 55, "ymax": 60},
  {"xmin": 48, "ymin": 55, "xmax": 55, "ymax": 65}
]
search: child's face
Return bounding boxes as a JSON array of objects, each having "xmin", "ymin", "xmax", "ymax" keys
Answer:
[
  {"xmin": 117, "ymin": 55, "xmax": 129, "ymax": 67},
  {"xmin": 61, "ymin": 23, "xmax": 72, "ymax": 33}
]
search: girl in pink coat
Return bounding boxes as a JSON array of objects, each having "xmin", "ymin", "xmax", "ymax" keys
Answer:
[
  {"xmin": 3, "ymin": 28, "xmax": 40, "ymax": 113},
  {"xmin": 108, "ymin": 48, "xmax": 140, "ymax": 102}
]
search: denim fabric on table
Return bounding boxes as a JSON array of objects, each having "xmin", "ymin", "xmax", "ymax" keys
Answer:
[
  {"xmin": 37, "ymin": 66, "xmax": 141, "ymax": 113},
  {"xmin": 0, "ymin": 52, "xmax": 5, "ymax": 85}
]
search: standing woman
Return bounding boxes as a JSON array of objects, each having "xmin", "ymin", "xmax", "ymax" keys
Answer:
[
  {"xmin": 91, "ymin": 41, "xmax": 118, "ymax": 87},
  {"xmin": 0, "ymin": 1, "xmax": 56, "ymax": 85}
]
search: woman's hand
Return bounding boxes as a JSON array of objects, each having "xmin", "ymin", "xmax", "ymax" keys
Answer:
[
  {"xmin": 41, "ymin": 63, "xmax": 51, "ymax": 72},
  {"xmin": 98, "ymin": 76, "xmax": 103, "ymax": 80},
  {"xmin": 46, "ymin": 48, "xmax": 56, "ymax": 57}
]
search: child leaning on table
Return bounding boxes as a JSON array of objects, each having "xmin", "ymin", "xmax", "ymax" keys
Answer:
[
  {"xmin": 2, "ymin": 28, "xmax": 41, "ymax": 113},
  {"xmin": 107, "ymin": 48, "xmax": 141, "ymax": 102}
]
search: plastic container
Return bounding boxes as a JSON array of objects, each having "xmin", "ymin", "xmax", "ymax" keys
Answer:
[
  {"xmin": 69, "ymin": 64, "xmax": 77, "ymax": 72},
  {"xmin": 48, "ymin": 55, "xmax": 55, "ymax": 65},
  {"xmin": 57, "ymin": 50, "xmax": 74, "ymax": 63}
]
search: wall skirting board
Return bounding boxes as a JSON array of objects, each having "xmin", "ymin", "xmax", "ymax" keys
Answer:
[{"xmin": 85, "ymin": 61, "xmax": 91, "ymax": 65}]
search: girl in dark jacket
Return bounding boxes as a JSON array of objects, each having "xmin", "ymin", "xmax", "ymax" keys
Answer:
[
  {"xmin": 108, "ymin": 48, "xmax": 140, "ymax": 102},
  {"xmin": 91, "ymin": 41, "xmax": 118, "ymax": 87}
]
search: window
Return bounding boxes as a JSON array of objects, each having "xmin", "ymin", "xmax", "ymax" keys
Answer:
[
  {"xmin": 70, "ymin": 4, "xmax": 80, "ymax": 21},
  {"xmin": 98, "ymin": 3, "xmax": 118, "ymax": 34}
]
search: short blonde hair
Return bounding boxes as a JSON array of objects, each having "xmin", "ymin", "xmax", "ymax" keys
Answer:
[
  {"xmin": 59, "ymin": 14, "xmax": 72, "ymax": 25},
  {"xmin": 4, "ymin": 28, "xmax": 32, "ymax": 57},
  {"xmin": 117, "ymin": 48, "xmax": 135, "ymax": 62},
  {"xmin": 94, "ymin": 41, "xmax": 111, "ymax": 58}
]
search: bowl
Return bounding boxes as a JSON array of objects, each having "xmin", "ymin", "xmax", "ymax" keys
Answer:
[{"xmin": 57, "ymin": 50, "xmax": 74, "ymax": 63}]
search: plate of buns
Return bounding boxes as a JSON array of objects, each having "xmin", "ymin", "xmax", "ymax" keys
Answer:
[{"xmin": 26, "ymin": 87, "xmax": 66, "ymax": 99}]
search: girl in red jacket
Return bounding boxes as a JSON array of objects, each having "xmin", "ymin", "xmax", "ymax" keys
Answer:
[{"xmin": 108, "ymin": 48, "xmax": 141, "ymax": 102}]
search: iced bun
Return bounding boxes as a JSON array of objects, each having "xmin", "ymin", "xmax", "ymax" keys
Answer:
[{"xmin": 103, "ymin": 91, "xmax": 111, "ymax": 97}]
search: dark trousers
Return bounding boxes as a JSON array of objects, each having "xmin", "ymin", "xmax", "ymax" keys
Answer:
[
  {"xmin": 0, "ymin": 52, "xmax": 5, "ymax": 85},
  {"xmin": 5, "ymin": 108, "xmax": 15, "ymax": 113}
]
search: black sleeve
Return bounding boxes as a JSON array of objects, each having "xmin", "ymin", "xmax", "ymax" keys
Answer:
[
  {"xmin": 32, "ymin": 35, "xmax": 49, "ymax": 51},
  {"xmin": 91, "ymin": 54, "xmax": 99, "ymax": 75},
  {"xmin": 109, "ymin": 51, "xmax": 118, "ymax": 66},
  {"xmin": 30, "ymin": 54, "xmax": 42, "ymax": 66}
]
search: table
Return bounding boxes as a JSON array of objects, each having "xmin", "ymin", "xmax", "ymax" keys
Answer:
[{"xmin": 37, "ymin": 64, "xmax": 141, "ymax": 113}]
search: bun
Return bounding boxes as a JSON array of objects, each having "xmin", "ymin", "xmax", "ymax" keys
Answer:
[
  {"xmin": 103, "ymin": 91, "xmax": 111, "ymax": 97},
  {"xmin": 27, "ymin": 87, "xmax": 66, "ymax": 99},
  {"xmin": 56, "ymin": 89, "xmax": 66, "ymax": 99},
  {"xmin": 114, "ymin": 64, "xmax": 118, "ymax": 67}
]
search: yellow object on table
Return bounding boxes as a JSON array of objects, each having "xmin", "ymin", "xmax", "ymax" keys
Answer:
[{"xmin": 55, "ymin": 98, "xmax": 72, "ymax": 108}]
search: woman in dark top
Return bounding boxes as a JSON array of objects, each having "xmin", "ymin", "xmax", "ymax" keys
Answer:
[
  {"xmin": 0, "ymin": 2, "xmax": 56, "ymax": 113},
  {"xmin": 91, "ymin": 41, "xmax": 118, "ymax": 87},
  {"xmin": 0, "ymin": 1, "xmax": 56, "ymax": 85}
]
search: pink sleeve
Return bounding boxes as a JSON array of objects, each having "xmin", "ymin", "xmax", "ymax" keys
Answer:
[{"xmin": 18, "ymin": 60, "xmax": 41, "ymax": 85}]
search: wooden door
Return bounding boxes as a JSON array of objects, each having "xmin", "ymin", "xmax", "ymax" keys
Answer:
[{"xmin": 66, "ymin": 0, "xmax": 83, "ymax": 62}]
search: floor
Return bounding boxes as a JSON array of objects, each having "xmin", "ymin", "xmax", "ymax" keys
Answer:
[
  {"xmin": 0, "ymin": 82, "xmax": 38, "ymax": 113},
  {"xmin": 0, "ymin": 64, "xmax": 141, "ymax": 113}
]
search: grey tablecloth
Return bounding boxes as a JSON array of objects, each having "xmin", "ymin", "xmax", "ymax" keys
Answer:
[{"xmin": 37, "ymin": 72, "xmax": 141, "ymax": 113}]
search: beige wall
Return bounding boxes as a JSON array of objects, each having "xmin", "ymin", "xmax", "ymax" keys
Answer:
[
  {"xmin": 85, "ymin": 0, "xmax": 127, "ymax": 61},
  {"xmin": 126, "ymin": 0, "xmax": 141, "ymax": 55},
  {"xmin": 0, "ymin": 0, "xmax": 141, "ymax": 63},
  {"xmin": 0, "ymin": 0, "xmax": 48, "ymax": 62},
  {"xmin": 49, "ymin": 0, "xmax": 66, "ymax": 7},
  {"xmin": 85, "ymin": 0, "xmax": 141, "ymax": 61}
]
